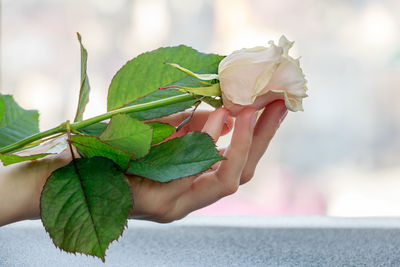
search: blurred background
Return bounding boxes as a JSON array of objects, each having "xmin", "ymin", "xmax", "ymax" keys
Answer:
[{"xmin": 1, "ymin": 0, "xmax": 400, "ymax": 216}]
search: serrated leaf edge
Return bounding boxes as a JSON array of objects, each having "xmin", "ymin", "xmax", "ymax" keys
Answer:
[
  {"xmin": 40, "ymin": 159, "xmax": 133, "ymax": 262},
  {"xmin": 107, "ymin": 45, "xmax": 223, "ymax": 110},
  {"xmin": 71, "ymin": 135, "xmax": 134, "ymax": 170},
  {"xmin": 127, "ymin": 131, "xmax": 225, "ymax": 182}
]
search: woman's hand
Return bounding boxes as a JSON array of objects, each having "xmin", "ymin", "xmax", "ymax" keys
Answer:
[
  {"xmin": 0, "ymin": 100, "xmax": 287, "ymax": 226},
  {"xmin": 128, "ymin": 100, "xmax": 287, "ymax": 222}
]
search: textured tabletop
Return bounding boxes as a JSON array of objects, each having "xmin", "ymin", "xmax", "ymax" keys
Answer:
[{"xmin": 1, "ymin": 216, "xmax": 400, "ymax": 266}]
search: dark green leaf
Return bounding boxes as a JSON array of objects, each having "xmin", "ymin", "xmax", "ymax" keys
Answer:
[
  {"xmin": 0, "ymin": 96, "xmax": 4, "ymax": 122},
  {"xmin": 41, "ymin": 157, "xmax": 132, "ymax": 262},
  {"xmin": 127, "ymin": 131, "xmax": 224, "ymax": 182},
  {"xmin": 74, "ymin": 33, "xmax": 91, "ymax": 122},
  {"xmin": 71, "ymin": 135, "xmax": 132, "ymax": 170},
  {"xmin": 147, "ymin": 122, "xmax": 175, "ymax": 145},
  {"xmin": 0, "ymin": 95, "xmax": 39, "ymax": 148},
  {"xmin": 78, "ymin": 122, "xmax": 107, "ymax": 137},
  {"xmin": 100, "ymin": 114, "xmax": 152, "ymax": 159},
  {"xmin": 128, "ymin": 89, "xmax": 197, "ymax": 120},
  {"xmin": 107, "ymin": 45, "xmax": 224, "ymax": 110},
  {"xmin": 0, "ymin": 153, "xmax": 49, "ymax": 166}
]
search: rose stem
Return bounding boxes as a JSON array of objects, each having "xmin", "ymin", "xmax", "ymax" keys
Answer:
[{"xmin": 0, "ymin": 93, "xmax": 194, "ymax": 154}]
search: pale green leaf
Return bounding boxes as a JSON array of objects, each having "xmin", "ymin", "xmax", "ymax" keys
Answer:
[
  {"xmin": 0, "ymin": 95, "xmax": 39, "ymax": 148},
  {"xmin": 74, "ymin": 33, "xmax": 91, "ymax": 122},
  {"xmin": 0, "ymin": 136, "xmax": 68, "ymax": 166},
  {"xmin": 41, "ymin": 157, "xmax": 132, "ymax": 262},
  {"xmin": 127, "ymin": 132, "xmax": 224, "ymax": 182},
  {"xmin": 164, "ymin": 62, "xmax": 219, "ymax": 80},
  {"xmin": 170, "ymin": 83, "xmax": 221, "ymax": 97},
  {"xmin": 100, "ymin": 114, "xmax": 152, "ymax": 159},
  {"xmin": 0, "ymin": 153, "xmax": 50, "ymax": 166}
]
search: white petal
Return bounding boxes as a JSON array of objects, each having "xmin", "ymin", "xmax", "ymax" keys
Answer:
[
  {"xmin": 219, "ymin": 62, "xmax": 267, "ymax": 105},
  {"xmin": 264, "ymin": 56, "xmax": 307, "ymax": 98},
  {"xmin": 278, "ymin": 35, "xmax": 294, "ymax": 56},
  {"xmin": 219, "ymin": 43, "xmax": 282, "ymax": 73},
  {"xmin": 282, "ymin": 92, "xmax": 304, "ymax": 112},
  {"xmin": 253, "ymin": 62, "xmax": 280, "ymax": 99}
]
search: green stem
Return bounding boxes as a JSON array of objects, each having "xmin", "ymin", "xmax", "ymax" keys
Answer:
[{"xmin": 0, "ymin": 93, "xmax": 194, "ymax": 154}]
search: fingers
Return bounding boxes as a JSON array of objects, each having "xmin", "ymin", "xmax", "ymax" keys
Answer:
[
  {"xmin": 152, "ymin": 109, "xmax": 234, "ymax": 139},
  {"xmin": 171, "ymin": 107, "xmax": 258, "ymax": 219},
  {"xmin": 222, "ymin": 91, "xmax": 285, "ymax": 117},
  {"xmin": 215, "ymin": 107, "xmax": 258, "ymax": 193},
  {"xmin": 240, "ymin": 100, "xmax": 287, "ymax": 184},
  {"xmin": 201, "ymin": 108, "xmax": 229, "ymax": 142}
]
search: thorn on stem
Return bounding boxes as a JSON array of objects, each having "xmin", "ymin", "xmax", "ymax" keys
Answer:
[{"xmin": 176, "ymin": 101, "xmax": 201, "ymax": 131}]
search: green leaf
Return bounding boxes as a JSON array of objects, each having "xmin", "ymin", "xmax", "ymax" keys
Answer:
[
  {"xmin": 147, "ymin": 122, "xmax": 175, "ymax": 145},
  {"xmin": 74, "ymin": 33, "xmax": 91, "ymax": 122},
  {"xmin": 0, "ymin": 136, "xmax": 68, "ymax": 166},
  {"xmin": 0, "ymin": 153, "xmax": 50, "ymax": 166},
  {"xmin": 107, "ymin": 45, "xmax": 224, "ymax": 110},
  {"xmin": 127, "ymin": 131, "xmax": 224, "ymax": 182},
  {"xmin": 202, "ymin": 96, "xmax": 223, "ymax": 109},
  {"xmin": 99, "ymin": 114, "xmax": 152, "ymax": 159},
  {"xmin": 128, "ymin": 89, "xmax": 197, "ymax": 120},
  {"xmin": 0, "ymin": 95, "xmax": 39, "ymax": 148},
  {"xmin": 78, "ymin": 122, "xmax": 107, "ymax": 137},
  {"xmin": 185, "ymin": 83, "xmax": 221, "ymax": 97},
  {"xmin": 0, "ymin": 96, "xmax": 4, "ymax": 122},
  {"xmin": 41, "ymin": 157, "xmax": 132, "ymax": 262},
  {"xmin": 71, "ymin": 135, "xmax": 132, "ymax": 170}
]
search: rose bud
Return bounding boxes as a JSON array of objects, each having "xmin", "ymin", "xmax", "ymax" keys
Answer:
[{"xmin": 218, "ymin": 36, "xmax": 308, "ymax": 116}]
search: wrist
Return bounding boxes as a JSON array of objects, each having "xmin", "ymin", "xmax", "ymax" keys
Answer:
[{"xmin": 0, "ymin": 150, "xmax": 72, "ymax": 225}]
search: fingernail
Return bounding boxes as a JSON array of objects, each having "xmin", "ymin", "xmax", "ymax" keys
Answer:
[
  {"xmin": 279, "ymin": 109, "xmax": 288, "ymax": 124},
  {"xmin": 251, "ymin": 111, "xmax": 258, "ymax": 129}
]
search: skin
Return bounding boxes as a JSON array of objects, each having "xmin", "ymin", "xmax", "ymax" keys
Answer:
[{"xmin": 0, "ymin": 100, "xmax": 287, "ymax": 226}]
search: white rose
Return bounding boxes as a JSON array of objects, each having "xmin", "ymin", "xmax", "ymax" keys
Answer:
[{"xmin": 218, "ymin": 36, "xmax": 308, "ymax": 113}]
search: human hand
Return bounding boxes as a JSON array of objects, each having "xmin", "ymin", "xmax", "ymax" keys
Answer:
[
  {"xmin": 0, "ymin": 100, "xmax": 286, "ymax": 226},
  {"xmin": 128, "ymin": 100, "xmax": 288, "ymax": 222}
]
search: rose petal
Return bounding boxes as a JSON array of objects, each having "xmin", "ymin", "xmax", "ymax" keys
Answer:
[
  {"xmin": 263, "ymin": 55, "xmax": 307, "ymax": 98},
  {"xmin": 219, "ymin": 43, "xmax": 282, "ymax": 73},
  {"xmin": 219, "ymin": 62, "xmax": 269, "ymax": 105},
  {"xmin": 218, "ymin": 35, "xmax": 308, "ymax": 112},
  {"xmin": 278, "ymin": 35, "xmax": 294, "ymax": 56},
  {"xmin": 253, "ymin": 61, "xmax": 280, "ymax": 100}
]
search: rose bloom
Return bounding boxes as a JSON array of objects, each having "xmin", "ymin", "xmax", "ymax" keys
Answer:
[{"xmin": 218, "ymin": 36, "xmax": 308, "ymax": 114}]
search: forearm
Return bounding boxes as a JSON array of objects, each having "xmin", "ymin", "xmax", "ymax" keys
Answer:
[{"xmin": 0, "ymin": 151, "xmax": 72, "ymax": 226}]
